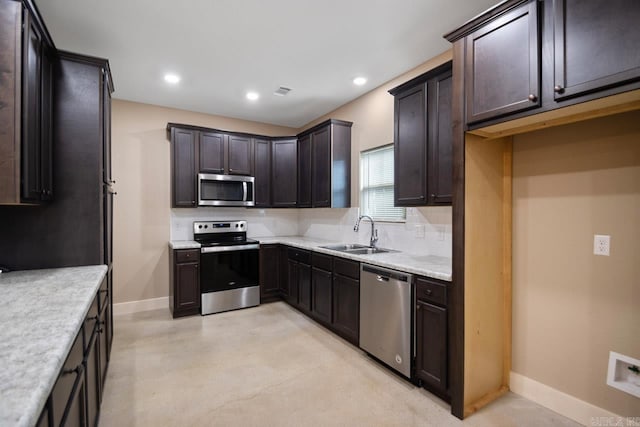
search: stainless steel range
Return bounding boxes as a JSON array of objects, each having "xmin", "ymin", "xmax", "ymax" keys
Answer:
[{"xmin": 194, "ymin": 220, "xmax": 260, "ymax": 315}]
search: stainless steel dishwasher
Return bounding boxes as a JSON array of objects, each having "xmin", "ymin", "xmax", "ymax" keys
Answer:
[{"xmin": 360, "ymin": 264, "xmax": 413, "ymax": 378}]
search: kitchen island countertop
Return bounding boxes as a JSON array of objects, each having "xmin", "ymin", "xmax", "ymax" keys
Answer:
[{"xmin": 0, "ymin": 265, "xmax": 108, "ymax": 427}]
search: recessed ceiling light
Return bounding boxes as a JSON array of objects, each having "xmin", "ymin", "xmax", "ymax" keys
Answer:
[
  {"xmin": 353, "ymin": 77, "xmax": 367, "ymax": 86},
  {"xmin": 164, "ymin": 73, "xmax": 180, "ymax": 84},
  {"xmin": 246, "ymin": 91, "xmax": 259, "ymax": 101}
]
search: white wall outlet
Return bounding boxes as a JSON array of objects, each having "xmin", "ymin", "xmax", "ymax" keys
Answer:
[
  {"xmin": 593, "ymin": 234, "xmax": 611, "ymax": 256},
  {"xmin": 415, "ymin": 224, "xmax": 425, "ymax": 238},
  {"xmin": 437, "ymin": 225, "xmax": 446, "ymax": 242}
]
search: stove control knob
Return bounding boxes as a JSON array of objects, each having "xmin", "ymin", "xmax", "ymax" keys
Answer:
[
  {"xmin": 204, "ymin": 225, "xmax": 208, "ymax": 229},
  {"xmin": 198, "ymin": 225, "xmax": 202, "ymax": 229},
  {"xmin": 240, "ymin": 224, "xmax": 244, "ymax": 228},
  {"xmin": 235, "ymin": 224, "xmax": 239, "ymax": 228}
]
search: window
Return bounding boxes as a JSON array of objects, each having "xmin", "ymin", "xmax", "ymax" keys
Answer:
[{"xmin": 360, "ymin": 144, "xmax": 405, "ymax": 222}]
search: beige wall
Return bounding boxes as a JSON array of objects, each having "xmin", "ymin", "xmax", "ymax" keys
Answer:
[
  {"xmin": 111, "ymin": 100, "xmax": 296, "ymax": 304},
  {"xmin": 512, "ymin": 110, "xmax": 640, "ymax": 416},
  {"xmin": 298, "ymin": 49, "xmax": 453, "ymax": 209}
]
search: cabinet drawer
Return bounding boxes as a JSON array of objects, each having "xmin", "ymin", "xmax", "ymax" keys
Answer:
[
  {"xmin": 83, "ymin": 294, "xmax": 99, "ymax": 353},
  {"xmin": 333, "ymin": 257, "xmax": 359, "ymax": 280},
  {"xmin": 288, "ymin": 248, "xmax": 311, "ymax": 265},
  {"xmin": 415, "ymin": 277, "xmax": 447, "ymax": 307},
  {"xmin": 312, "ymin": 252, "xmax": 332, "ymax": 271},
  {"xmin": 176, "ymin": 249, "xmax": 199, "ymax": 263}
]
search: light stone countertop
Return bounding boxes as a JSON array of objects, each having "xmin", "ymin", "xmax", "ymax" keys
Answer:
[
  {"xmin": 0, "ymin": 265, "xmax": 108, "ymax": 427},
  {"xmin": 256, "ymin": 236, "xmax": 452, "ymax": 282},
  {"xmin": 168, "ymin": 240, "xmax": 201, "ymax": 250},
  {"xmin": 169, "ymin": 236, "xmax": 451, "ymax": 281}
]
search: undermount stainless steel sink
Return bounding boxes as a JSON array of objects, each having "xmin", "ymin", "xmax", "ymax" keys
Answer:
[
  {"xmin": 320, "ymin": 243, "xmax": 369, "ymax": 251},
  {"xmin": 343, "ymin": 247, "xmax": 395, "ymax": 255},
  {"xmin": 320, "ymin": 244, "xmax": 396, "ymax": 255}
]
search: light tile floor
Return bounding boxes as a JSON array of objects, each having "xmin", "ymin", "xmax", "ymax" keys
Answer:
[{"xmin": 100, "ymin": 302, "xmax": 580, "ymax": 427}]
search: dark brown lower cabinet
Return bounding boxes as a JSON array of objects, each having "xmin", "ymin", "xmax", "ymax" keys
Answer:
[
  {"xmin": 332, "ymin": 273, "xmax": 360, "ymax": 345},
  {"xmin": 286, "ymin": 259, "xmax": 298, "ymax": 306},
  {"xmin": 169, "ymin": 248, "xmax": 200, "ymax": 318},
  {"xmin": 278, "ymin": 245, "xmax": 289, "ymax": 297},
  {"xmin": 50, "ymin": 329, "xmax": 85, "ymax": 427},
  {"xmin": 415, "ymin": 300, "xmax": 448, "ymax": 393},
  {"xmin": 298, "ymin": 263, "xmax": 312, "ymax": 313},
  {"xmin": 311, "ymin": 267, "xmax": 332, "ymax": 324},
  {"xmin": 259, "ymin": 245, "xmax": 280, "ymax": 302}
]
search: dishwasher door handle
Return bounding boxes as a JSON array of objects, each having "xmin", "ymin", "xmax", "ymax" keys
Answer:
[{"xmin": 376, "ymin": 275, "xmax": 389, "ymax": 282}]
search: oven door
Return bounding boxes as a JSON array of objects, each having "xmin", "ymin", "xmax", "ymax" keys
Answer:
[
  {"xmin": 198, "ymin": 173, "xmax": 255, "ymax": 207},
  {"xmin": 200, "ymin": 245, "xmax": 259, "ymax": 293}
]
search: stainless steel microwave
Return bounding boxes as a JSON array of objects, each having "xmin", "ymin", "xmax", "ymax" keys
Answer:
[{"xmin": 198, "ymin": 173, "xmax": 255, "ymax": 207}]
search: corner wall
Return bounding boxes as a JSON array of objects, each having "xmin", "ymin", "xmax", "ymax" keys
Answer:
[{"xmin": 111, "ymin": 100, "xmax": 296, "ymax": 304}]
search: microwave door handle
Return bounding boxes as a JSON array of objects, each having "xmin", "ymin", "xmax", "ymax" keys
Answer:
[{"xmin": 242, "ymin": 181, "xmax": 247, "ymax": 201}]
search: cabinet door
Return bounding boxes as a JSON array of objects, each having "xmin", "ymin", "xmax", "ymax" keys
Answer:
[
  {"xmin": 227, "ymin": 134, "xmax": 252, "ymax": 175},
  {"xmin": 279, "ymin": 246, "xmax": 289, "ymax": 296},
  {"xmin": 394, "ymin": 84, "xmax": 427, "ymax": 206},
  {"xmin": 98, "ymin": 301, "xmax": 109, "ymax": 396},
  {"xmin": 427, "ymin": 71, "xmax": 453, "ymax": 205},
  {"xmin": 107, "ymin": 271, "xmax": 114, "ymax": 358},
  {"xmin": 85, "ymin": 327, "xmax": 100, "ymax": 427},
  {"xmin": 332, "ymin": 273, "xmax": 359, "ymax": 344},
  {"xmin": 259, "ymin": 244, "xmax": 279, "ymax": 301},
  {"xmin": 21, "ymin": 11, "xmax": 43, "ymax": 201},
  {"xmin": 311, "ymin": 267, "xmax": 332, "ymax": 324},
  {"xmin": 176, "ymin": 262, "xmax": 200, "ymax": 310},
  {"xmin": 298, "ymin": 262, "xmax": 312, "ymax": 312},
  {"xmin": 287, "ymin": 258, "xmax": 298, "ymax": 305},
  {"xmin": 199, "ymin": 132, "xmax": 225, "ymax": 174},
  {"xmin": 102, "ymin": 70, "xmax": 112, "ymax": 185},
  {"xmin": 40, "ymin": 45, "xmax": 53, "ymax": 200},
  {"xmin": 272, "ymin": 139, "xmax": 297, "ymax": 207},
  {"xmin": 59, "ymin": 368, "xmax": 87, "ymax": 427},
  {"xmin": 311, "ymin": 126, "xmax": 331, "ymax": 207},
  {"xmin": 416, "ymin": 300, "xmax": 447, "ymax": 391},
  {"xmin": 171, "ymin": 128, "xmax": 197, "ymax": 207},
  {"xmin": 465, "ymin": 0, "xmax": 540, "ymax": 124},
  {"xmin": 297, "ymin": 134, "xmax": 312, "ymax": 207},
  {"xmin": 553, "ymin": 0, "xmax": 640, "ymax": 101},
  {"xmin": 253, "ymin": 138, "xmax": 271, "ymax": 207}
]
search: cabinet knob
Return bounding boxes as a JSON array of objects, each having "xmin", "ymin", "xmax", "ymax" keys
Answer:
[
  {"xmin": 191, "ymin": 201, "xmax": 196, "ymax": 204},
  {"xmin": 417, "ymin": 304, "xmax": 421, "ymax": 310},
  {"xmin": 426, "ymin": 289, "xmax": 433, "ymax": 295},
  {"xmin": 229, "ymin": 168, "xmax": 233, "ymax": 172},
  {"xmin": 554, "ymin": 85, "xmax": 564, "ymax": 94},
  {"xmin": 528, "ymin": 94, "xmax": 538, "ymax": 102}
]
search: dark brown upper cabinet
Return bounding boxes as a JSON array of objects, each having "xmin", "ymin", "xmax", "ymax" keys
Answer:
[
  {"xmin": 170, "ymin": 128, "xmax": 198, "ymax": 208},
  {"xmin": 464, "ymin": 0, "xmax": 540, "ymax": 124},
  {"xmin": 444, "ymin": 0, "xmax": 640, "ymax": 129},
  {"xmin": 271, "ymin": 138, "xmax": 298, "ymax": 207},
  {"xmin": 297, "ymin": 134, "xmax": 312, "ymax": 208},
  {"xmin": 297, "ymin": 119, "xmax": 352, "ymax": 208},
  {"xmin": 0, "ymin": 1, "xmax": 55, "ymax": 205},
  {"xmin": 552, "ymin": 0, "xmax": 640, "ymax": 101},
  {"xmin": 199, "ymin": 131, "xmax": 225, "ymax": 174},
  {"xmin": 253, "ymin": 138, "xmax": 271, "ymax": 207},
  {"xmin": 226, "ymin": 134, "xmax": 252, "ymax": 176},
  {"xmin": 389, "ymin": 62, "xmax": 453, "ymax": 207}
]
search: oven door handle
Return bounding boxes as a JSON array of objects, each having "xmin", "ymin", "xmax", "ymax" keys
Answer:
[{"xmin": 201, "ymin": 244, "xmax": 260, "ymax": 254}]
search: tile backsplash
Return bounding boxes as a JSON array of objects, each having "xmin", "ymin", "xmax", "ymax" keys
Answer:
[
  {"xmin": 170, "ymin": 208, "xmax": 299, "ymax": 240},
  {"xmin": 171, "ymin": 206, "xmax": 452, "ymax": 258}
]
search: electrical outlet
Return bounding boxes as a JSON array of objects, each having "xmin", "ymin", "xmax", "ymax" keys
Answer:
[
  {"xmin": 437, "ymin": 226, "xmax": 446, "ymax": 242},
  {"xmin": 593, "ymin": 234, "xmax": 610, "ymax": 256},
  {"xmin": 415, "ymin": 225, "xmax": 425, "ymax": 238}
]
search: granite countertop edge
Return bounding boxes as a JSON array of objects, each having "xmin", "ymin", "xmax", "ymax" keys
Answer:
[
  {"xmin": 0, "ymin": 265, "xmax": 108, "ymax": 427},
  {"xmin": 169, "ymin": 237, "xmax": 451, "ymax": 282}
]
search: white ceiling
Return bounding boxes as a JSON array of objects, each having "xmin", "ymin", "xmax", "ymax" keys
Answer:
[{"xmin": 35, "ymin": 0, "xmax": 496, "ymax": 128}]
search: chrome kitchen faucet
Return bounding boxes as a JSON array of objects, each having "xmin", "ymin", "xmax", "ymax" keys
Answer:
[{"xmin": 354, "ymin": 215, "xmax": 378, "ymax": 248}]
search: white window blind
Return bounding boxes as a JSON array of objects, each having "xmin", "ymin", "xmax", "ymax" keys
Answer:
[{"xmin": 360, "ymin": 145, "xmax": 405, "ymax": 222}]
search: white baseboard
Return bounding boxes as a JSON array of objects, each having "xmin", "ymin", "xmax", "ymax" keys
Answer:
[
  {"xmin": 113, "ymin": 296, "xmax": 169, "ymax": 315},
  {"xmin": 510, "ymin": 371, "xmax": 622, "ymax": 426}
]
